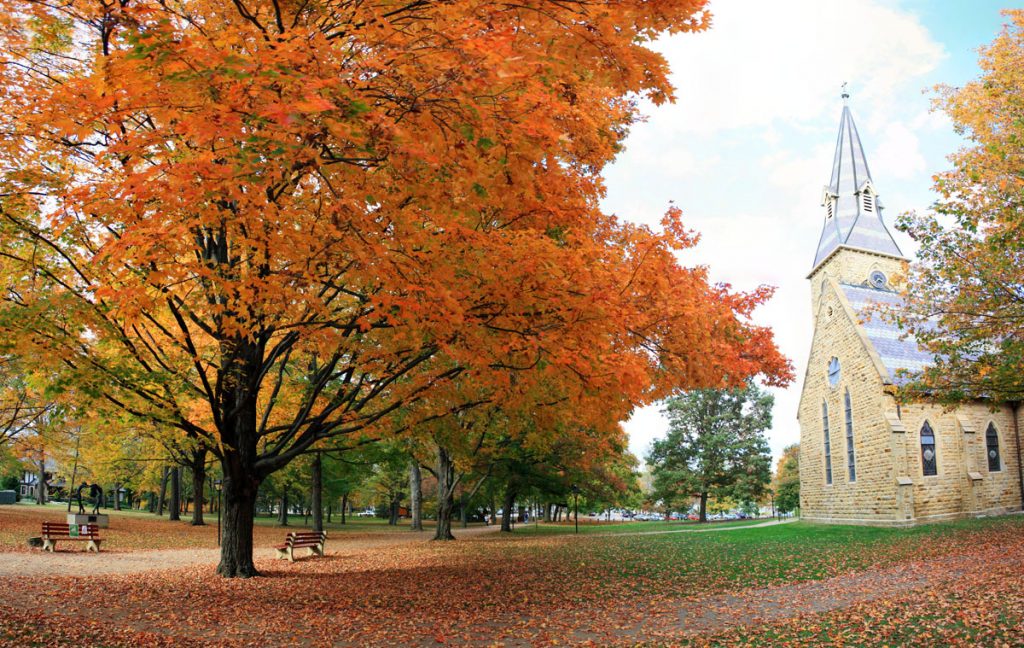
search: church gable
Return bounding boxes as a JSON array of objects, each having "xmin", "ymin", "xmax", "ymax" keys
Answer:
[{"xmin": 799, "ymin": 277, "xmax": 888, "ymax": 419}]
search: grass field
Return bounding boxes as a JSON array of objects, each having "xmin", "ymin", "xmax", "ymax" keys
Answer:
[{"xmin": 1, "ymin": 504, "xmax": 1022, "ymax": 646}]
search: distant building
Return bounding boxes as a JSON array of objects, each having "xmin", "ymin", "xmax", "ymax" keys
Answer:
[
  {"xmin": 798, "ymin": 94, "xmax": 1024, "ymax": 526},
  {"xmin": 19, "ymin": 462, "xmax": 66, "ymax": 502}
]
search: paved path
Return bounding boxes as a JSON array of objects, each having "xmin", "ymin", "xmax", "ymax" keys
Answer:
[
  {"xmin": 0, "ymin": 525, "xmax": 499, "ymax": 578},
  {"xmin": 0, "ymin": 521, "xmax": 792, "ymax": 578}
]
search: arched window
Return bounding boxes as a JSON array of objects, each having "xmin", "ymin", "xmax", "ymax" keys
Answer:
[
  {"xmin": 822, "ymin": 401, "xmax": 833, "ymax": 485},
  {"xmin": 986, "ymin": 423, "xmax": 1001, "ymax": 472},
  {"xmin": 920, "ymin": 421, "xmax": 937, "ymax": 476},
  {"xmin": 844, "ymin": 389, "xmax": 856, "ymax": 482}
]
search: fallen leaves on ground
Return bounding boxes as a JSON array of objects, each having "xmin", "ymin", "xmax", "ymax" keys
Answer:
[{"xmin": 1, "ymin": 508, "xmax": 1023, "ymax": 646}]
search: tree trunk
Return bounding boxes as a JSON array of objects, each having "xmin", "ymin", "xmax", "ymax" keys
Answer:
[
  {"xmin": 433, "ymin": 446, "xmax": 456, "ymax": 541},
  {"xmin": 157, "ymin": 466, "xmax": 169, "ymax": 516},
  {"xmin": 409, "ymin": 461, "xmax": 423, "ymax": 531},
  {"xmin": 191, "ymin": 450, "xmax": 207, "ymax": 525},
  {"xmin": 460, "ymin": 496, "xmax": 469, "ymax": 528},
  {"xmin": 169, "ymin": 466, "xmax": 181, "ymax": 521},
  {"xmin": 278, "ymin": 488, "xmax": 289, "ymax": 526},
  {"xmin": 544, "ymin": 502, "xmax": 552, "ymax": 522},
  {"xmin": 699, "ymin": 491, "xmax": 708, "ymax": 523},
  {"xmin": 490, "ymin": 497, "xmax": 497, "ymax": 525},
  {"xmin": 327, "ymin": 505, "xmax": 332, "ymax": 523},
  {"xmin": 216, "ymin": 469, "xmax": 260, "ymax": 578},
  {"xmin": 500, "ymin": 486, "xmax": 516, "ymax": 533},
  {"xmin": 311, "ymin": 452, "xmax": 323, "ymax": 533},
  {"xmin": 36, "ymin": 459, "xmax": 46, "ymax": 505},
  {"xmin": 114, "ymin": 483, "xmax": 121, "ymax": 511},
  {"xmin": 388, "ymin": 494, "xmax": 399, "ymax": 525},
  {"xmin": 341, "ymin": 493, "xmax": 347, "ymax": 524}
]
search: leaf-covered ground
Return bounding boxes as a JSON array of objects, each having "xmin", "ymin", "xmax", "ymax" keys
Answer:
[
  {"xmin": 0, "ymin": 503, "xmax": 417, "ymax": 552},
  {"xmin": 1, "ymin": 504, "xmax": 1023, "ymax": 646}
]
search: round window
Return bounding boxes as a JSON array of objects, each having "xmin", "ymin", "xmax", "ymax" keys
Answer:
[{"xmin": 869, "ymin": 270, "xmax": 887, "ymax": 289}]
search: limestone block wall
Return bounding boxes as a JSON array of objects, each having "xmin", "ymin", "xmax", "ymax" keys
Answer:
[
  {"xmin": 799, "ymin": 281, "xmax": 900, "ymax": 525},
  {"xmin": 895, "ymin": 402, "xmax": 1022, "ymax": 521},
  {"xmin": 809, "ymin": 247, "xmax": 906, "ymax": 314}
]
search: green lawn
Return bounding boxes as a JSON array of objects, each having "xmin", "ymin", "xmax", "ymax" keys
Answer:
[
  {"xmin": 510, "ymin": 517, "xmax": 773, "ymax": 535},
  {"xmin": 483, "ymin": 515, "xmax": 1024, "ymax": 604}
]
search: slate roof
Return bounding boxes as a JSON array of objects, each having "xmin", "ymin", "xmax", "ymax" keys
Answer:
[
  {"xmin": 840, "ymin": 283, "xmax": 933, "ymax": 384},
  {"xmin": 812, "ymin": 103, "xmax": 905, "ymax": 270}
]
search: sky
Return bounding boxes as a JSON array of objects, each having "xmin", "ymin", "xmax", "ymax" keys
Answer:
[{"xmin": 607, "ymin": 0, "xmax": 1013, "ymax": 464}]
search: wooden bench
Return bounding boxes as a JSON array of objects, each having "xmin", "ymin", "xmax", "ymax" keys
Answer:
[
  {"xmin": 274, "ymin": 531, "xmax": 327, "ymax": 562},
  {"xmin": 41, "ymin": 522, "xmax": 102, "ymax": 553}
]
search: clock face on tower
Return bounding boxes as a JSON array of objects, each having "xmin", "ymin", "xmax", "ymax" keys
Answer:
[{"xmin": 828, "ymin": 357, "xmax": 841, "ymax": 387}]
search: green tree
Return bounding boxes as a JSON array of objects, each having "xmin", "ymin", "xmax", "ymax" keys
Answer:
[
  {"xmin": 647, "ymin": 384, "xmax": 773, "ymax": 523},
  {"xmin": 773, "ymin": 443, "xmax": 799, "ymax": 515}
]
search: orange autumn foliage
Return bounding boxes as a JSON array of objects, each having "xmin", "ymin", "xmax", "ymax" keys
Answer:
[{"xmin": 0, "ymin": 1, "xmax": 789, "ymax": 576}]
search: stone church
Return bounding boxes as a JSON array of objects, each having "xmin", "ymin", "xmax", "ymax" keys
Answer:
[{"xmin": 797, "ymin": 96, "xmax": 1024, "ymax": 526}]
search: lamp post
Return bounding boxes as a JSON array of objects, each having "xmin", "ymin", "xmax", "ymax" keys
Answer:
[
  {"xmin": 571, "ymin": 484, "xmax": 579, "ymax": 535},
  {"xmin": 214, "ymin": 479, "xmax": 222, "ymax": 546}
]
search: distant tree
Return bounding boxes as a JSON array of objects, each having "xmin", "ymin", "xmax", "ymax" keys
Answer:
[
  {"xmin": 647, "ymin": 384, "xmax": 773, "ymax": 523},
  {"xmin": 896, "ymin": 10, "xmax": 1024, "ymax": 404},
  {"xmin": 773, "ymin": 444, "xmax": 799, "ymax": 515}
]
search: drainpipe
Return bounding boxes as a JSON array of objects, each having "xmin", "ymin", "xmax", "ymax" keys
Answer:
[{"xmin": 1013, "ymin": 402, "xmax": 1024, "ymax": 512}]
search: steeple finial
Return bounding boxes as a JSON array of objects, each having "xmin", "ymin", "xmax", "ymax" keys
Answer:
[{"xmin": 841, "ymin": 81, "xmax": 849, "ymax": 104}]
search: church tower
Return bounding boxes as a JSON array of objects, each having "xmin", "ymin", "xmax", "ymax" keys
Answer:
[
  {"xmin": 797, "ymin": 91, "xmax": 1023, "ymax": 526},
  {"xmin": 808, "ymin": 89, "xmax": 907, "ymax": 311}
]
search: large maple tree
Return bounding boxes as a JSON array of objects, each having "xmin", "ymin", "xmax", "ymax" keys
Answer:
[{"xmin": 0, "ymin": 0, "xmax": 790, "ymax": 576}]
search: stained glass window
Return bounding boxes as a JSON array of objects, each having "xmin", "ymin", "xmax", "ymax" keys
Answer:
[
  {"xmin": 921, "ymin": 421, "xmax": 937, "ymax": 476},
  {"xmin": 844, "ymin": 390, "xmax": 856, "ymax": 482},
  {"xmin": 986, "ymin": 423, "xmax": 1001, "ymax": 472},
  {"xmin": 822, "ymin": 401, "xmax": 832, "ymax": 485}
]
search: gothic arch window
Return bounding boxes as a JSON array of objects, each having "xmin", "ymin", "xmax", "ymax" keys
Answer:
[
  {"xmin": 828, "ymin": 357, "xmax": 841, "ymax": 388},
  {"xmin": 920, "ymin": 421, "xmax": 938, "ymax": 476},
  {"xmin": 822, "ymin": 401, "xmax": 833, "ymax": 485},
  {"xmin": 844, "ymin": 389, "xmax": 856, "ymax": 482},
  {"xmin": 986, "ymin": 422, "xmax": 1002, "ymax": 472}
]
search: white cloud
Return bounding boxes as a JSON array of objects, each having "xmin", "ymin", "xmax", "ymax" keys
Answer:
[
  {"xmin": 655, "ymin": 0, "xmax": 946, "ymax": 134},
  {"xmin": 873, "ymin": 121, "xmax": 927, "ymax": 180}
]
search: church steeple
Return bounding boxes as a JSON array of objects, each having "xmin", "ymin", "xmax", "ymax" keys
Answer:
[{"xmin": 811, "ymin": 92, "xmax": 904, "ymax": 272}]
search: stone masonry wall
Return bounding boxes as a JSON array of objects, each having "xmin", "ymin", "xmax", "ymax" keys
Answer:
[
  {"xmin": 799, "ymin": 278, "xmax": 901, "ymax": 524},
  {"xmin": 894, "ymin": 401, "xmax": 1022, "ymax": 522},
  {"xmin": 809, "ymin": 247, "xmax": 905, "ymax": 314}
]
